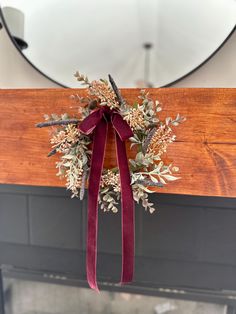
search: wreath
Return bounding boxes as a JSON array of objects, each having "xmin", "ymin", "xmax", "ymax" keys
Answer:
[
  {"xmin": 36, "ymin": 72, "xmax": 185, "ymax": 290},
  {"xmin": 37, "ymin": 72, "xmax": 184, "ymax": 213}
]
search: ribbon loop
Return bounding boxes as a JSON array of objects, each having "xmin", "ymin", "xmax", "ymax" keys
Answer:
[
  {"xmin": 111, "ymin": 113, "xmax": 133, "ymax": 141},
  {"xmin": 79, "ymin": 107, "xmax": 135, "ymax": 291},
  {"xmin": 79, "ymin": 108, "xmax": 104, "ymax": 135}
]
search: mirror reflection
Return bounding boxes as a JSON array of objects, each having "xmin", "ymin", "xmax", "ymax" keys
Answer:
[{"xmin": 0, "ymin": 0, "xmax": 235, "ymax": 87}]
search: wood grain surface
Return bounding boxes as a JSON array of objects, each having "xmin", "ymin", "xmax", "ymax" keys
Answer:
[{"xmin": 0, "ymin": 88, "xmax": 235, "ymax": 197}]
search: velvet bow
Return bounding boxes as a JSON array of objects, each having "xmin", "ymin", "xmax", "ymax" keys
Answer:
[{"xmin": 79, "ymin": 106, "xmax": 135, "ymax": 291}]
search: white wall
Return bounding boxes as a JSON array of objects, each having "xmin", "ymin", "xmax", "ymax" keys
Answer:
[
  {"xmin": 0, "ymin": 28, "xmax": 58, "ymax": 88},
  {"xmin": 0, "ymin": 27, "xmax": 235, "ymax": 88},
  {"xmin": 172, "ymin": 31, "xmax": 236, "ymax": 87}
]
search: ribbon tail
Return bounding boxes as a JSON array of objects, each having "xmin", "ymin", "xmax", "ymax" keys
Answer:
[
  {"xmin": 115, "ymin": 134, "xmax": 135, "ymax": 284},
  {"xmin": 87, "ymin": 118, "xmax": 108, "ymax": 292}
]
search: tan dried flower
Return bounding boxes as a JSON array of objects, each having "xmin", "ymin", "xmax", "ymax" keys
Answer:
[
  {"xmin": 101, "ymin": 170, "xmax": 120, "ymax": 193},
  {"xmin": 123, "ymin": 106, "xmax": 146, "ymax": 131},
  {"xmin": 50, "ymin": 124, "xmax": 80, "ymax": 152},
  {"xmin": 146, "ymin": 125, "xmax": 176, "ymax": 156},
  {"xmin": 89, "ymin": 80, "xmax": 119, "ymax": 109},
  {"xmin": 65, "ymin": 124, "xmax": 80, "ymax": 144},
  {"xmin": 51, "ymin": 130, "xmax": 66, "ymax": 146}
]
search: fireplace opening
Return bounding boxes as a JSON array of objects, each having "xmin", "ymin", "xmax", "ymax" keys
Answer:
[{"xmin": 1, "ymin": 266, "xmax": 228, "ymax": 314}]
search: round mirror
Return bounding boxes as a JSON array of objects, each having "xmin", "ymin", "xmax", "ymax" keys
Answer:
[{"xmin": 0, "ymin": 0, "xmax": 235, "ymax": 87}]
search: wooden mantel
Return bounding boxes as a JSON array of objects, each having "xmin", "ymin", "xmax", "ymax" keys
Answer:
[{"xmin": 0, "ymin": 88, "xmax": 235, "ymax": 197}]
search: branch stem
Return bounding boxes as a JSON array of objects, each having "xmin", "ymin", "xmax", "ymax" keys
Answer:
[
  {"xmin": 47, "ymin": 148, "xmax": 57, "ymax": 157},
  {"xmin": 108, "ymin": 74, "xmax": 125, "ymax": 106},
  {"xmin": 137, "ymin": 179, "xmax": 163, "ymax": 187},
  {"xmin": 36, "ymin": 119, "xmax": 79, "ymax": 128}
]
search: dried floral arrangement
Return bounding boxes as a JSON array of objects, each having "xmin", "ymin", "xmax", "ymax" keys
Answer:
[
  {"xmin": 36, "ymin": 73, "xmax": 185, "ymax": 214},
  {"xmin": 36, "ymin": 73, "xmax": 185, "ymax": 291}
]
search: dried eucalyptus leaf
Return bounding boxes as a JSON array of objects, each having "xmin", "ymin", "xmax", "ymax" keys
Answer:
[{"xmin": 162, "ymin": 174, "xmax": 179, "ymax": 181}]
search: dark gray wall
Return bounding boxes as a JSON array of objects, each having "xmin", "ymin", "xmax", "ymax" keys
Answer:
[{"xmin": 0, "ymin": 184, "xmax": 236, "ymax": 306}]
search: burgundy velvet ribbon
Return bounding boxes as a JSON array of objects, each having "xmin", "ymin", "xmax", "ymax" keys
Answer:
[{"xmin": 79, "ymin": 106, "xmax": 134, "ymax": 291}]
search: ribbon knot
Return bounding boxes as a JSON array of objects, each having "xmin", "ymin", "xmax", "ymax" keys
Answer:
[{"xmin": 79, "ymin": 107, "xmax": 135, "ymax": 291}]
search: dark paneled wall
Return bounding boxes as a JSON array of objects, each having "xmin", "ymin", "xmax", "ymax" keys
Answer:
[{"xmin": 0, "ymin": 184, "xmax": 236, "ymax": 305}]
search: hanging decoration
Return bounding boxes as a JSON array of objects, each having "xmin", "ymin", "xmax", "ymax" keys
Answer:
[{"xmin": 36, "ymin": 72, "xmax": 185, "ymax": 291}]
